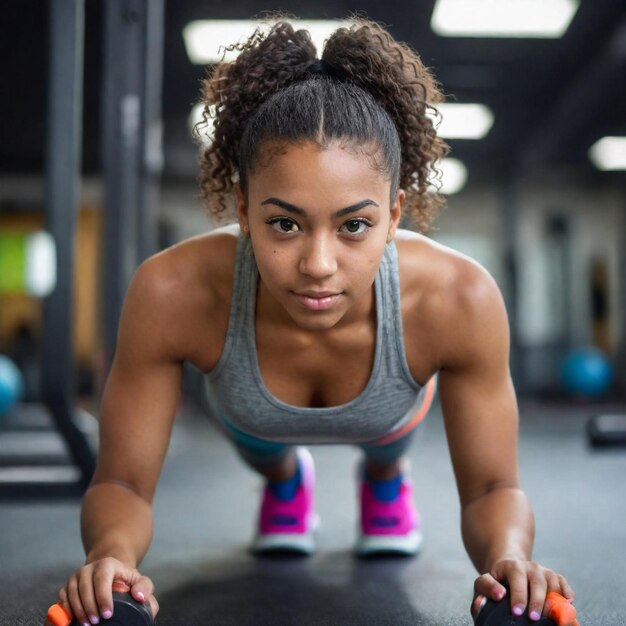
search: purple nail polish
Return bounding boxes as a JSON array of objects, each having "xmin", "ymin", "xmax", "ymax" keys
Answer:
[
  {"xmin": 530, "ymin": 610, "xmax": 541, "ymax": 621},
  {"xmin": 102, "ymin": 609, "xmax": 113, "ymax": 619},
  {"xmin": 513, "ymin": 605, "xmax": 525, "ymax": 616}
]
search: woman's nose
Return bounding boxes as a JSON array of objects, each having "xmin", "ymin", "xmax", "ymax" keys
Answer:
[{"xmin": 298, "ymin": 235, "xmax": 338, "ymax": 279}]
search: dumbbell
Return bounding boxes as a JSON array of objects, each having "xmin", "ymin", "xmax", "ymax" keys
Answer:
[
  {"xmin": 475, "ymin": 590, "xmax": 578, "ymax": 626},
  {"xmin": 45, "ymin": 580, "xmax": 154, "ymax": 626}
]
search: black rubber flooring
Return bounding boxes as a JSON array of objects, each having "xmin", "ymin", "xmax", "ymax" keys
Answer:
[{"xmin": 1, "ymin": 400, "xmax": 625, "ymax": 625}]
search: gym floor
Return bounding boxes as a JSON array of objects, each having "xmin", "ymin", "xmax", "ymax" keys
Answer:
[{"xmin": 1, "ymin": 400, "xmax": 625, "ymax": 625}]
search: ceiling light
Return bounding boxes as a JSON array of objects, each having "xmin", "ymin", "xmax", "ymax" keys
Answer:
[
  {"xmin": 183, "ymin": 19, "xmax": 354, "ymax": 65},
  {"xmin": 429, "ymin": 103, "xmax": 494, "ymax": 139},
  {"xmin": 431, "ymin": 0, "xmax": 580, "ymax": 38},
  {"xmin": 429, "ymin": 158, "xmax": 468, "ymax": 195},
  {"xmin": 589, "ymin": 137, "xmax": 626, "ymax": 171}
]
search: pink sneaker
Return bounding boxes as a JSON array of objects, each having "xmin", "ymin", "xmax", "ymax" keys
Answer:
[
  {"xmin": 252, "ymin": 447, "xmax": 319, "ymax": 555},
  {"xmin": 356, "ymin": 471, "xmax": 423, "ymax": 556}
]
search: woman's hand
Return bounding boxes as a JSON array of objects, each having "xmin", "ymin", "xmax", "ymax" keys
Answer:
[
  {"xmin": 471, "ymin": 559, "xmax": 576, "ymax": 625},
  {"xmin": 57, "ymin": 557, "xmax": 158, "ymax": 626}
]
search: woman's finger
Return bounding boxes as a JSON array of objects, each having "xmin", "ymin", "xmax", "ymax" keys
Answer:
[
  {"xmin": 474, "ymin": 572, "xmax": 507, "ymax": 601},
  {"xmin": 65, "ymin": 574, "xmax": 90, "ymax": 626},
  {"xmin": 77, "ymin": 567, "xmax": 100, "ymax": 625},
  {"xmin": 526, "ymin": 568, "xmax": 548, "ymax": 622},
  {"xmin": 92, "ymin": 561, "xmax": 118, "ymax": 619}
]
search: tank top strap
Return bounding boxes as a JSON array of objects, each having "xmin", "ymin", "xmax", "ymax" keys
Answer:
[
  {"xmin": 380, "ymin": 241, "xmax": 417, "ymax": 386},
  {"xmin": 205, "ymin": 234, "xmax": 256, "ymax": 380}
]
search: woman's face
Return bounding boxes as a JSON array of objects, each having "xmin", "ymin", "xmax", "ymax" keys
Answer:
[{"xmin": 236, "ymin": 140, "xmax": 403, "ymax": 332}]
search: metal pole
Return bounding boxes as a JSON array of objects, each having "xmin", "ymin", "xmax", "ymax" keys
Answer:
[
  {"xmin": 617, "ymin": 198, "xmax": 626, "ymax": 396},
  {"xmin": 138, "ymin": 0, "xmax": 165, "ymax": 262},
  {"xmin": 101, "ymin": 0, "xmax": 164, "ymax": 377},
  {"xmin": 41, "ymin": 0, "xmax": 95, "ymax": 488}
]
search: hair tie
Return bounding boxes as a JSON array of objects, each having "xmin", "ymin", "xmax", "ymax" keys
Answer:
[{"xmin": 305, "ymin": 58, "xmax": 346, "ymax": 81}]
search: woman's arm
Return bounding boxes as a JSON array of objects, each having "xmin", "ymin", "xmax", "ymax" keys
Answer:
[
  {"xmin": 60, "ymin": 257, "xmax": 190, "ymax": 624},
  {"xmin": 436, "ymin": 260, "xmax": 575, "ymax": 621}
]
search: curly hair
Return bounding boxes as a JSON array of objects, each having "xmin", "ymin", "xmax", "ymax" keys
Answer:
[{"xmin": 195, "ymin": 14, "xmax": 450, "ymax": 233}]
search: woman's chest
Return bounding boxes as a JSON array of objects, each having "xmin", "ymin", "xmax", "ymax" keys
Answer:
[
  {"xmin": 189, "ymin": 291, "xmax": 439, "ymax": 408},
  {"xmin": 255, "ymin": 320, "xmax": 376, "ymax": 407},
  {"xmin": 254, "ymin": 309, "xmax": 437, "ymax": 408}
]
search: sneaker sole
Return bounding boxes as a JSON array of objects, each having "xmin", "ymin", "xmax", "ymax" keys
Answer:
[
  {"xmin": 252, "ymin": 514, "xmax": 320, "ymax": 555},
  {"xmin": 252, "ymin": 532, "xmax": 315, "ymax": 555},
  {"xmin": 355, "ymin": 529, "xmax": 423, "ymax": 557}
]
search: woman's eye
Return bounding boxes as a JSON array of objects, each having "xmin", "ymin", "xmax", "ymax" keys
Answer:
[
  {"xmin": 269, "ymin": 218, "xmax": 300, "ymax": 233},
  {"xmin": 340, "ymin": 219, "xmax": 370, "ymax": 235}
]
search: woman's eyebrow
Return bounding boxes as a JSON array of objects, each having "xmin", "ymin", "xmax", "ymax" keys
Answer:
[{"xmin": 261, "ymin": 197, "xmax": 379, "ymax": 217}]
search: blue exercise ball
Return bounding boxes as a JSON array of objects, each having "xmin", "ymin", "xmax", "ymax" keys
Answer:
[
  {"xmin": 0, "ymin": 354, "xmax": 24, "ymax": 416},
  {"xmin": 561, "ymin": 348, "xmax": 614, "ymax": 397}
]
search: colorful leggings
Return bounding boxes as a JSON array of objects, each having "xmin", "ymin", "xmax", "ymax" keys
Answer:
[{"xmin": 216, "ymin": 378, "xmax": 437, "ymax": 472}]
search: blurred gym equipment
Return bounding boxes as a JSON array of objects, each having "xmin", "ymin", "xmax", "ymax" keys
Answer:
[
  {"xmin": 0, "ymin": 230, "xmax": 56, "ymax": 297},
  {"xmin": 0, "ymin": 355, "xmax": 24, "ymax": 417},
  {"xmin": 587, "ymin": 414, "xmax": 626, "ymax": 447},
  {"xmin": 560, "ymin": 347, "xmax": 614, "ymax": 398},
  {"xmin": 0, "ymin": 0, "xmax": 164, "ymax": 499},
  {"xmin": 0, "ymin": 0, "xmax": 96, "ymax": 498}
]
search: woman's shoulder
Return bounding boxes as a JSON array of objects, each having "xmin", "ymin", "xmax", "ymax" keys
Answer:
[
  {"xmin": 395, "ymin": 228, "xmax": 498, "ymax": 295},
  {"xmin": 121, "ymin": 224, "xmax": 241, "ymax": 366},
  {"xmin": 124, "ymin": 224, "xmax": 240, "ymax": 331},
  {"xmin": 394, "ymin": 228, "xmax": 504, "ymax": 336},
  {"xmin": 139, "ymin": 223, "xmax": 241, "ymax": 300},
  {"xmin": 153, "ymin": 222, "xmax": 241, "ymax": 272}
]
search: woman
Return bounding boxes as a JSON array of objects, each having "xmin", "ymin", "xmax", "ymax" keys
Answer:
[{"xmin": 58, "ymin": 16, "xmax": 576, "ymax": 626}]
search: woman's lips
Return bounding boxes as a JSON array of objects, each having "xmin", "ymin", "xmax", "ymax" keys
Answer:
[{"xmin": 291, "ymin": 291, "xmax": 341, "ymax": 311}]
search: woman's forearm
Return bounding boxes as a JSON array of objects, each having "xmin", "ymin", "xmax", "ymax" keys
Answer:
[
  {"xmin": 461, "ymin": 487, "xmax": 535, "ymax": 573},
  {"xmin": 80, "ymin": 482, "xmax": 154, "ymax": 568}
]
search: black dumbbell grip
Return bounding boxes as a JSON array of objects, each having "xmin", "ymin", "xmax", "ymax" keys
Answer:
[
  {"xmin": 475, "ymin": 594, "xmax": 555, "ymax": 625},
  {"xmin": 69, "ymin": 592, "xmax": 154, "ymax": 626}
]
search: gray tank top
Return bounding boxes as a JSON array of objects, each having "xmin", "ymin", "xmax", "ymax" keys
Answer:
[{"xmin": 204, "ymin": 235, "xmax": 426, "ymax": 444}]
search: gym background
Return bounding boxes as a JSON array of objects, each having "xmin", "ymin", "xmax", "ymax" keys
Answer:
[{"xmin": 0, "ymin": 1, "xmax": 625, "ymax": 625}]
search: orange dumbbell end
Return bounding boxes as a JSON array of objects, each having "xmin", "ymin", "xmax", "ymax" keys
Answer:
[
  {"xmin": 44, "ymin": 580, "xmax": 133, "ymax": 626},
  {"xmin": 45, "ymin": 602, "xmax": 72, "ymax": 626},
  {"xmin": 546, "ymin": 591, "xmax": 578, "ymax": 626},
  {"xmin": 112, "ymin": 578, "xmax": 131, "ymax": 593}
]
